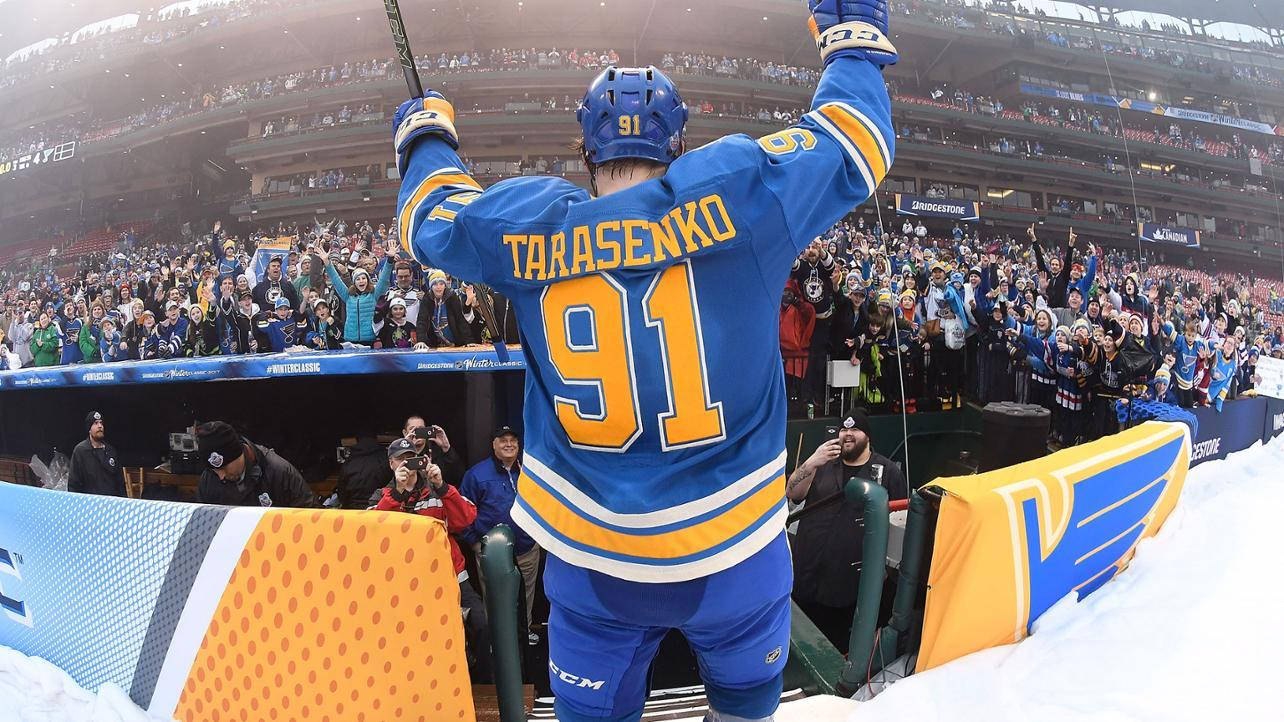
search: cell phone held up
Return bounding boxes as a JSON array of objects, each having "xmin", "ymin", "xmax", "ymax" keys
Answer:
[{"xmin": 403, "ymin": 455, "xmax": 429, "ymax": 472}]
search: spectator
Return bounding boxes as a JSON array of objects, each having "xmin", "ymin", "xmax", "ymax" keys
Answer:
[
  {"xmin": 401, "ymin": 416, "xmax": 465, "ymax": 488},
  {"xmin": 252, "ymin": 255, "xmax": 301, "ymax": 312},
  {"xmin": 29, "ymin": 311, "xmax": 60, "ymax": 367},
  {"xmin": 195, "ymin": 421, "xmax": 316, "ymax": 507},
  {"xmin": 458, "ymin": 426, "xmax": 542, "ymax": 644},
  {"xmin": 98, "ymin": 316, "xmax": 126, "ymax": 362},
  {"xmin": 304, "ymin": 298, "xmax": 343, "ymax": 349},
  {"xmin": 334, "ymin": 436, "xmax": 392, "ymax": 509},
  {"xmin": 416, "ymin": 270, "xmax": 473, "ymax": 347},
  {"xmin": 374, "ymin": 296, "xmax": 418, "ymax": 349},
  {"xmin": 325, "ymin": 255, "xmax": 392, "ymax": 345},
  {"xmin": 787, "ymin": 411, "xmax": 906, "ymax": 652},
  {"xmin": 67, "ymin": 411, "xmax": 126, "ymax": 497},
  {"xmin": 372, "ymin": 437, "xmax": 490, "ymax": 681}
]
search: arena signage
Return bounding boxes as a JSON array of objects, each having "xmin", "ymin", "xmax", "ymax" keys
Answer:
[
  {"xmin": 0, "ymin": 347, "xmax": 527, "ymax": 389},
  {"xmin": 0, "ymin": 485, "xmax": 475, "ymax": 719},
  {"xmin": 917, "ymin": 422, "xmax": 1190, "ymax": 672},
  {"xmin": 1020, "ymin": 84, "xmax": 1280, "ymax": 137},
  {"xmin": 1189, "ymin": 397, "xmax": 1268, "ymax": 465},
  {"xmin": 0, "ymin": 140, "xmax": 76, "ymax": 178},
  {"xmin": 1138, "ymin": 222, "xmax": 1200, "ymax": 249},
  {"xmin": 894, "ymin": 193, "xmax": 980, "ymax": 221}
]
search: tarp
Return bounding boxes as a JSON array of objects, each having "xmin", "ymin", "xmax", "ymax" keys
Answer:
[
  {"xmin": 246, "ymin": 237, "xmax": 292, "ymax": 287},
  {"xmin": 895, "ymin": 193, "xmax": 980, "ymax": 221},
  {"xmin": 0, "ymin": 484, "xmax": 472, "ymax": 719},
  {"xmin": 0, "ymin": 347, "xmax": 525, "ymax": 390},
  {"xmin": 917, "ymin": 422, "xmax": 1191, "ymax": 672},
  {"xmin": 1138, "ymin": 222, "xmax": 1200, "ymax": 249}
]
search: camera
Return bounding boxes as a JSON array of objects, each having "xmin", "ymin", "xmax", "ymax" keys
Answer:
[
  {"xmin": 413, "ymin": 426, "xmax": 432, "ymax": 439},
  {"xmin": 403, "ymin": 455, "xmax": 429, "ymax": 471},
  {"xmin": 825, "ymin": 426, "xmax": 838, "ymax": 436}
]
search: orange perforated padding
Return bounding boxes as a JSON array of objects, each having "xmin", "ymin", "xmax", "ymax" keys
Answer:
[{"xmin": 174, "ymin": 509, "xmax": 475, "ymax": 722}]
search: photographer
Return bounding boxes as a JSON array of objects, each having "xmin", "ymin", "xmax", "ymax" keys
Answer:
[
  {"xmin": 373, "ymin": 438, "xmax": 490, "ymax": 681},
  {"xmin": 786, "ymin": 411, "xmax": 906, "ymax": 653},
  {"xmin": 403, "ymin": 415, "xmax": 464, "ymax": 488},
  {"xmin": 196, "ymin": 421, "xmax": 316, "ymax": 507}
]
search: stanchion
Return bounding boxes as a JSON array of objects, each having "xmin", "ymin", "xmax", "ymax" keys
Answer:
[{"xmin": 480, "ymin": 524, "xmax": 526, "ymax": 722}]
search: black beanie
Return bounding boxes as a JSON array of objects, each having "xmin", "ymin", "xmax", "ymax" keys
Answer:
[
  {"xmin": 85, "ymin": 411, "xmax": 102, "ymax": 433},
  {"xmin": 840, "ymin": 408, "xmax": 872, "ymax": 437},
  {"xmin": 196, "ymin": 421, "xmax": 244, "ymax": 470}
]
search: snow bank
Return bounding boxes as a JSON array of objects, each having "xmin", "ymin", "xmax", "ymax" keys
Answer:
[
  {"xmin": 851, "ymin": 434, "xmax": 1284, "ymax": 722},
  {"xmin": 0, "ymin": 646, "xmax": 167, "ymax": 722}
]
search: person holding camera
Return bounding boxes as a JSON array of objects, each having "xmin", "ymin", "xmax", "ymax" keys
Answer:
[
  {"xmin": 786, "ymin": 410, "xmax": 906, "ymax": 653},
  {"xmin": 402, "ymin": 415, "xmax": 464, "ymax": 488},
  {"xmin": 373, "ymin": 438, "xmax": 491, "ymax": 681}
]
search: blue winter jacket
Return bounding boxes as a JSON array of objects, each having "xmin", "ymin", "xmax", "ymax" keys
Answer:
[
  {"xmin": 326, "ymin": 261, "xmax": 392, "ymax": 344},
  {"xmin": 457, "ymin": 456, "xmax": 536, "ymax": 555}
]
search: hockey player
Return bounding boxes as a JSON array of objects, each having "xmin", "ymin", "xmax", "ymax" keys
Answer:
[{"xmin": 394, "ymin": 1, "xmax": 896, "ymax": 719}]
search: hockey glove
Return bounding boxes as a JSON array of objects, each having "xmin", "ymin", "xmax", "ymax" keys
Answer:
[
  {"xmin": 807, "ymin": 0, "xmax": 898, "ymax": 68},
  {"xmin": 392, "ymin": 92, "xmax": 460, "ymax": 174}
]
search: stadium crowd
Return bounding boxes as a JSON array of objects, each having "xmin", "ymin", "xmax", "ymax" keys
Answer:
[
  {"xmin": 0, "ymin": 219, "xmax": 516, "ymax": 370},
  {"xmin": 783, "ymin": 217, "xmax": 1284, "ymax": 446}
]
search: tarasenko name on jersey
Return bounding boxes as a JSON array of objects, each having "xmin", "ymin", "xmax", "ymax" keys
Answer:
[{"xmin": 501, "ymin": 193, "xmax": 737, "ymax": 281}]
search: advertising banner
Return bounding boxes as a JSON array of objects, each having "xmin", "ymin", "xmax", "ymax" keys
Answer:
[
  {"xmin": 1189, "ymin": 397, "xmax": 1267, "ymax": 465},
  {"xmin": 895, "ymin": 193, "xmax": 980, "ymax": 221},
  {"xmin": 1020, "ymin": 83, "xmax": 1281, "ymax": 138},
  {"xmin": 0, "ymin": 347, "xmax": 527, "ymax": 390},
  {"xmin": 1263, "ymin": 397, "xmax": 1284, "ymax": 444},
  {"xmin": 0, "ymin": 484, "xmax": 474, "ymax": 719},
  {"xmin": 1254, "ymin": 356, "xmax": 1284, "ymax": 400},
  {"xmin": 1138, "ymin": 222, "xmax": 1200, "ymax": 249},
  {"xmin": 917, "ymin": 422, "xmax": 1190, "ymax": 672}
]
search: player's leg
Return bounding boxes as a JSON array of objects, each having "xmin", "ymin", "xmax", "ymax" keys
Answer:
[
  {"xmin": 680, "ymin": 534, "xmax": 793, "ymax": 721},
  {"xmin": 544, "ymin": 556, "xmax": 669, "ymax": 721}
]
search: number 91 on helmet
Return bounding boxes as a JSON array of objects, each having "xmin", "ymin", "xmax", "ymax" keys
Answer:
[{"xmin": 577, "ymin": 66, "xmax": 689, "ymax": 166}]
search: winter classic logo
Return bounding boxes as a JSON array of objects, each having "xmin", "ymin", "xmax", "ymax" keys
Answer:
[
  {"xmin": 265, "ymin": 362, "xmax": 322, "ymax": 375},
  {"xmin": 208, "ymin": 452, "xmax": 224, "ymax": 468}
]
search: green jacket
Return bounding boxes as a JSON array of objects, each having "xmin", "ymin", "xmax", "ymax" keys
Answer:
[
  {"xmin": 30, "ymin": 324, "xmax": 60, "ymax": 366},
  {"xmin": 78, "ymin": 322, "xmax": 102, "ymax": 363}
]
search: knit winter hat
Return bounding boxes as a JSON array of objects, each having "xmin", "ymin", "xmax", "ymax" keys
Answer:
[
  {"xmin": 197, "ymin": 421, "xmax": 243, "ymax": 470},
  {"xmin": 427, "ymin": 269, "xmax": 448, "ymax": 287}
]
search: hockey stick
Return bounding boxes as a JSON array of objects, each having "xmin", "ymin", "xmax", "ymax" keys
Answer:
[{"xmin": 382, "ymin": 0, "xmax": 507, "ymax": 356}]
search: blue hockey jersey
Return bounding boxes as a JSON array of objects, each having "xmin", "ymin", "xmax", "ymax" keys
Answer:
[{"xmin": 397, "ymin": 56, "xmax": 893, "ymax": 582}]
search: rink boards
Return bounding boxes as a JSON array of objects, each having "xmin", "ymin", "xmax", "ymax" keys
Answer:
[
  {"xmin": 0, "ymin": 486, "xmax": 475, "ymax": 721},
  {"xmin": 918, "ymin": 421, "xmax": 1192, "ymax": 672}
]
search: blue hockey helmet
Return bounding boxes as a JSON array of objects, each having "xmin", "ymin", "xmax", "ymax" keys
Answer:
[{"xmin": 577, "ymin": 66, "xmax": 688, "ymax": 165}]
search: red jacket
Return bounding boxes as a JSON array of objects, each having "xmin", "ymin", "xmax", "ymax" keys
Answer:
[
  {"xmin": 373, "ymin": 480, "xmax": 476, "ymax": 581},
  {"xmin": 780, "ymin": 281, "xmax": 816, "ymax": 379}
]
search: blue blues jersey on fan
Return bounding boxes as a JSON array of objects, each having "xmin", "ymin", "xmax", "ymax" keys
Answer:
[{"xmin": 397, "ymin": 56, "xmax": 893, "ymax": 585}]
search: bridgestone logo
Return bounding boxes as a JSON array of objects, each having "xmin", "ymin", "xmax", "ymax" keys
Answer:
[
  {"xmin": 910, "ymin": 200, "xmax": 967, "ymax": 215},
  {"xmin": 1191, "ymin": 437, "xmax": 1221, "ymax": 461},
  {"xmin": 266, "ymin": 362, "xmax": 322, "ymax": 375}
]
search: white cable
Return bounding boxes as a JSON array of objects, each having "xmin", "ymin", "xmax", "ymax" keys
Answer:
[
  {"xmin": 1097, "ymin": 48, "xmax": 1147, "ymax": 275},
  {"xmin": 866, "ymin": 178, "xmax": 911, "ymax": 485}
]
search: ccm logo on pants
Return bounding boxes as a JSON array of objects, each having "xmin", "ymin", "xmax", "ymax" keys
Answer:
[{"xmin": 549, "ymin": 659, "xmax": 605, "ymax": 690}]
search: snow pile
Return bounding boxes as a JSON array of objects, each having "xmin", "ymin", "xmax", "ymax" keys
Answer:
[
  {"xmin": 0, "ymin": 647, "xmax": 167, "ymax": 722},
  {"xmin": 851, "ymin": 434, "xmax": 1284, "ymax": 722}
]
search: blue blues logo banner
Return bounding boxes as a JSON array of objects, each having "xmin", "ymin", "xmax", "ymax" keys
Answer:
[
  {"xmin": 917, "ymin": 422, "xmax": 1191, "ymax": 671},
  {"xmin": 1138, "ymin": 222, "xmax": 1200, "ymax": 249},
  {"xmin": 894, "ymin": 193, "xmax": 980, "ymax": 221}
]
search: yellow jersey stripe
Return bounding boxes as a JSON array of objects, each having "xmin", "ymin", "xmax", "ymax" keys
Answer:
[
  {"xmin": 398, "ymin": 171, "xmax": 481, "ymax": 257},
  {"xmin": 817, "ymin": 104, "xmax": 888, "ymax": 183},
  {"xmin": 517, "ymin": 472, "xmax": 785, "ymax": 560},
  {"xmin": 422, "ymin": 96, "xmax": 455, "ymax": 124}
]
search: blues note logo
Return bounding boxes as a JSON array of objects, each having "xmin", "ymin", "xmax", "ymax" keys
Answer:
[
  {"xmin": 996, "ymin": 432, "xmax": 1188, "ymax": 634},
  {"xmin": 0, "ymin": 546, "xmax": 32, "ymax": 627}
]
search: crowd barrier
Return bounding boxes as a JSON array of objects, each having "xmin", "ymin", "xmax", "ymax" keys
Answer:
[
  {"xmin": 1189, "ymin": 395, "xmax": 1284, "ymax": 466},
  {"xmin": 0, "ymin": 484, "xmax": 475, "ymax": 721},
  {"xmin": 0, "ymin": 347, "xmax": 526, "ymax": 390},
  {"xmin": 917, "ymin": 422, "xmax": 1191, "ymax": 671}
]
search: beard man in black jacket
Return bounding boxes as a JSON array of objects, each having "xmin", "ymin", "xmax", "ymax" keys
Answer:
[{"xmin": 68, "ymin": 411, "xmax": 126, "ymax": 497}]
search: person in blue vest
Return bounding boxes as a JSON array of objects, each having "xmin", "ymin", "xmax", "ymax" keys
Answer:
[
  {"xmin": 458, "ymin": 426, "xmax": 542, "ymax": 645},
  {"xmin": 324, "ymin": 255, "xmax": 392, "ymax": 345}
]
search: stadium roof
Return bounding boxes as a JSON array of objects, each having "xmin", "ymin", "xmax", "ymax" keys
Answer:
[{"xmin": 0, "ymin": 0, "xmax": 1279, "ymax": 60}]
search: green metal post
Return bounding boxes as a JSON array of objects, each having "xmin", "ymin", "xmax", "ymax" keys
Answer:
[
  {"xmin": 874, "ymin": 489, "xmax": 932, "ymax": 669},
  {"xmin": 835, "ymin": 479, "xmax": 889, "ymax": 697},
  {"xmin": 480, "ymin": 524, "xmax": 525, "ymax": 722}
]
